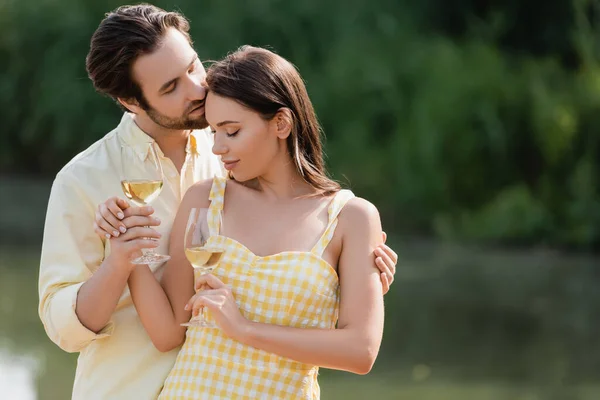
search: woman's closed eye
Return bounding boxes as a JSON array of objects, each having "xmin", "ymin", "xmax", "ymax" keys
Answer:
[{"xmin": 211, "ymin": 129, "xmax": 239, "ymax": 138}]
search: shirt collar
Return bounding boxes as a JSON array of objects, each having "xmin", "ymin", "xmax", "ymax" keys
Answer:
[
  {"xmin": 185, "ymin": 133, "xmax": 198, "ymax": 156},
  {"xmin": 117, "ymin": 113, "xmax": 199, "ymax": 161}
]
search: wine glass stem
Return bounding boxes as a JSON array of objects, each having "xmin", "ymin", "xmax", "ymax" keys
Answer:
[
  {"xmin": 143, "ymin": 224, "xmax": 157, "ymax": 255},
  {"xmin": 196, "ymin": 272, "xmax": 211, "ymax": 322}
]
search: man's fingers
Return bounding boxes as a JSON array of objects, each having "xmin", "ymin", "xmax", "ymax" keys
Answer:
[
  {"xmin": 375, "ymin": 247, "xmax": 396, "ymax": 275},
  {"xmin": 106, "ymin": 198, "xmax": 126, "ymax": 220},
  {"xmin": 375, "ymin": 256, "xmax": 394, "ymax": 295},
  {"xmin": 380, "ymin": 244, "xmax": 398, "ymax": 266},
  {"xmin": 375, "ymin": 256, "xmax": 393, "ymax": 279},
  {"xmin": 380, "ymin": 272, "xmax": 390, "ymax": 295},
  {"xmin": 120, "ymin": 226, "xmax": 161, "ymax": 241},
  {"xmin": 123, "ymin": 205, "xmax": 155, "ymax": 218},
  {"xmin": 122, "ymin": 215, "xmax": 161, "ymax": 229},
  {"xmin": 116, "ymin": 198, "xmax": 131, "ymax": 211}
]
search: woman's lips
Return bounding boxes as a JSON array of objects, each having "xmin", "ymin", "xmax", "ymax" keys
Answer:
[{"xmin": 223, "ymin": 160, "xmax": 239, "ymax": 170}]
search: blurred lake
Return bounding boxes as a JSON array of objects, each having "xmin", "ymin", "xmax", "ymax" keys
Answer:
[
  {"xmin": 2, "ymin": 178, "xmax": 600, "ymax": 399},
  {"xmin": 3, "ymin": 243, "xmax": 600, "ymax": 400}
]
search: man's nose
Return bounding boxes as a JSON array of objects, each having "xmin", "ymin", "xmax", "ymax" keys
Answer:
[{"xmin": 188, "ymin": 80, "xmax": 207, "ymax": 102}]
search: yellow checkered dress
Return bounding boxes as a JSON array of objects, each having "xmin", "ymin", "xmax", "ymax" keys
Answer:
[{"xmin": 159, "ymin": 177, "xmax": 355, "ymax": 399}]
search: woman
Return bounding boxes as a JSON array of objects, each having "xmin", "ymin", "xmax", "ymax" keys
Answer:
[{"xmin": 97, "ymin": 46, "xmax": 385, "ymax": 399}]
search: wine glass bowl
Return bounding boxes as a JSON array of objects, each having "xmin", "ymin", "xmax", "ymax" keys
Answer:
[
  {"xmin": 180, "ymin": 207, "xmax": 223, "ymax": 328},
  {"xmin": 120, "ymin": 142, "xmax": 170, "ymax": 264}
]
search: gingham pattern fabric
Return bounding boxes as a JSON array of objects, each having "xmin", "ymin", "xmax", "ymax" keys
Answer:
[{"xmin": 159, "ymin": 177, "xmax": 355, "ymax": 399}]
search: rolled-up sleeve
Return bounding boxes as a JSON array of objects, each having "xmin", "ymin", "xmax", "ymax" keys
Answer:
[{"xmin": 38, "ymin": 173, "xmax": 114, "ymax": 353}]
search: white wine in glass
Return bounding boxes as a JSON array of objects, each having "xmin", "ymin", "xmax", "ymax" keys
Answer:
[
  {"xmin": 120, "ymin": 179, "xmax": 164, "ymax": 206},
  {"xmin": 181, "ymin": 207, "xmax": 223, "ymax": 328},
  {"xmin": 120, "ymin": 142, "xmax": 170, "ymax": 264},
  {"xmin": 185, "ymin": 247, "xmax": 224, "ymax": 274}
]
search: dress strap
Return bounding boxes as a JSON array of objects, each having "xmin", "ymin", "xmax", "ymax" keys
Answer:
[
  {"xmin": 311, "ymin": 189, "xmax": 355, "ymax": 256},
  {"xmin": 207, "ymin": 177, "xmax": 227, "ymax": 236}
]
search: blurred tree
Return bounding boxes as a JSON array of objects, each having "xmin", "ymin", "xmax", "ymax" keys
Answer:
[{"xmin": 0, "ymin": 0, "xmax": 598, "ymax": 248}]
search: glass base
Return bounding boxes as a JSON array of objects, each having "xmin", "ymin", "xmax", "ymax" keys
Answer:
[{"xmin": 131, "ymin": 253, "xmax": 171, "ymax": 265}]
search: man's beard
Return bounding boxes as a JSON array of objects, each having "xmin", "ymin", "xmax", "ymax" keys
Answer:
[{"xmin": 145, "ymin": 101, "xmax": 209, "ymax": 130}]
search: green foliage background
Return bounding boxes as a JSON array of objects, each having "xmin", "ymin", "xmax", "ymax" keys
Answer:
[{"xmin": 1, "ymin": 0, "xmax": 599, "ymax": 249}]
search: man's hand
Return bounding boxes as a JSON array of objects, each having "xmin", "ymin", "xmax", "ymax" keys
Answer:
[
  {"xmin": 93, "ymin": 197, "xmax": 162, "ymax": 264},
  {"xmin": 374, "ymin": 232, "xmax": 398, "ymax": 295}
]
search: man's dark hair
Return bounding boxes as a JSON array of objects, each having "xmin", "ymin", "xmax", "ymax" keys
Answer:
[{"xmin": 86, "ymin": 4, "xmax": 192, "ymax": 110}]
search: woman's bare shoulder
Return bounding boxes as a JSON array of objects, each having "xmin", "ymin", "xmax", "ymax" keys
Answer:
[
  {"xmin": 337, "ymin": 196, "xmax": 382, "ymax": 238},
  {"xmin": 182, "ymin": 178, "xmax": 217, "ymax": 209}
]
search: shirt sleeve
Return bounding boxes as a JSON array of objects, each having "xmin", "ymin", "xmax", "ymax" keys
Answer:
[{"xmin": 38, "ymin": 173, "xmax": 114, "ymax": 353}]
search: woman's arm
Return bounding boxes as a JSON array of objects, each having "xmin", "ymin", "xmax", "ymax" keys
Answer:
[
  {"xmin": 127, "ymin": 180, "xmax": 212, "ymax": 352},
  {"xmin": 190, "ymin": 197, "xmax": 385, "ymax": 374}
]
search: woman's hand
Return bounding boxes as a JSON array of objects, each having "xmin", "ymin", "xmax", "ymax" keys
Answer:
[
  {"xmin": 185, "ymin": 274, "xmax": 250, "ymax": 340},
  {"xmin": 93, "ymin": 197, "xmax": 161, "ymax": 238}
]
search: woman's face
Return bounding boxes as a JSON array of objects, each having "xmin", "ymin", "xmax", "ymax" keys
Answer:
[{"xmin": 205, "ymin": 92, "xmax": 284, "ymax": 182}]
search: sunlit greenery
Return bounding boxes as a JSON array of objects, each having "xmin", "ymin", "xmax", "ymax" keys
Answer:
[{"xmin": 1, "ymin": 0, "xmax": 599, "ymax": 248}]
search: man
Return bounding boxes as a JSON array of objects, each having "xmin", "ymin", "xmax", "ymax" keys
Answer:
[{"xmin": 38, "ymin": 4, "xmax": 398, "ymax": 400}]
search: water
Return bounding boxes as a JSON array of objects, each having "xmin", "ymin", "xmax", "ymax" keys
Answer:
[
  {"xmin": 0, "ymin": 351, "xmax": 37, "ymax": 400},
  {"xmin": 2, "ymin": 241, "xmax": 600, "ymax": 400}
]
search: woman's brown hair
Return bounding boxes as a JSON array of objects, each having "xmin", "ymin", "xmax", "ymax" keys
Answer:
[{"xmin": 205, "ymin": 46, "xmax": 340, "ymax": 195}]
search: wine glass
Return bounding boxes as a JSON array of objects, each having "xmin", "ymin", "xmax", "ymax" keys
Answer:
[
  {"xmin": 120, "ymin": 142, "xmax": 170, "ymax": 264},
  {"xmin": 181, "ymin": 207, "xmax": 224, "ymax": 328}
]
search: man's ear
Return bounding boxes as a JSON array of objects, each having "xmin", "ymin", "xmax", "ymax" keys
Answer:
[
  {"xmin": 118, "ymin": 97, "xmax": 143, "ymax": 114},
  {"xmin": 273, "ymin": 108, "xmax": 293, "ymax": 139}
]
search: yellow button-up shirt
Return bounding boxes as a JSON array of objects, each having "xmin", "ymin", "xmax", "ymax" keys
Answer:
[{"xmin": 38, "ymin": 113, "xmax": 224, "ymax": 399}]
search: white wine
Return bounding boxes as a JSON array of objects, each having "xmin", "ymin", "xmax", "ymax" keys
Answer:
[
  {"xmin": 185, "ymin": 247, "xmax": 224, "ymax": 273},
  {"xmin": 121, "ymin": 179, "xmax": 163, "ymax": 206}
]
